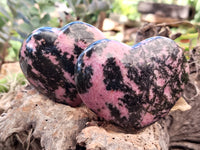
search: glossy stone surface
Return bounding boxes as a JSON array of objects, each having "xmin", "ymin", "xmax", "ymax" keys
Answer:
[
  {"xmin": 75, "ymin": 36, "xmax": 189, "ymax": 129},
  {"xmin": 19, "ymin": 21, "xmax": 105, "ymax": 107}
]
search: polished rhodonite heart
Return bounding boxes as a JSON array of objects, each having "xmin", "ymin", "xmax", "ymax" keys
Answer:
[
  {"xmin": 19, "ymin": 21, "xmax": 105, "ymax": 107},
  {"xmin": 75, "ymin": 36, "xmax": 189, "ymax": 129}
]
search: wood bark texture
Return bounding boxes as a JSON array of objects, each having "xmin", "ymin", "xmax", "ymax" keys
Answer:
[{"xmin": 0, "ymin": 85, "xmax": 169, "ymax": 150}]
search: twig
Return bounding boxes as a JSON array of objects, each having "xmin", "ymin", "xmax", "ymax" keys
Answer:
[
  {"xmin": 155, "ymin": 20, "xmax": 194, "ymax": 27},
  {"xmin": 26, "ymin": 128, "xmax": 33, "ymax": 150},
  {"xmin": 0, "ymin": 36, "xmax": 11, "ymax": 70}
]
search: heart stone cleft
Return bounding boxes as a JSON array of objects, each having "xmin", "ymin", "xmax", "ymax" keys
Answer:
[{"xmin": 75, "ymin": 37, "xmax": 189, "ymax": 129}]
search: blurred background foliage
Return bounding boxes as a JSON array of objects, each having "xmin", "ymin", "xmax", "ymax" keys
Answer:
[
  {"xmin": 0, "ymin": 0, "xmax": 66, "ymax": 64},
  {"xmin": 0, "ymin": 0, "xmax": 200, "ymax": 66}
]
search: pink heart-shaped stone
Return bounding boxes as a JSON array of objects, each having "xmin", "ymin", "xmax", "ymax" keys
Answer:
[
  {"xmin": 75, "ymin": 37, "xmax": 189, "ymax": 129},
  {"xmin": 19, "ymin": 21, "xmax": 105, "ymax": 107}
]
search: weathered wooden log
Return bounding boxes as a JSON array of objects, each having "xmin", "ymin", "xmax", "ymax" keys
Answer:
[
  {"xmin": 138, "ymin": 1, "xmax": 195, "ymax": 20},
  {"xmin": 0, "ymin": 85, "xmax": 169, "ymax": 150}
]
